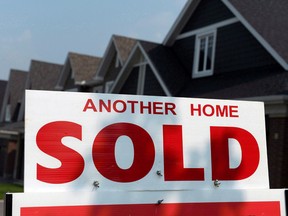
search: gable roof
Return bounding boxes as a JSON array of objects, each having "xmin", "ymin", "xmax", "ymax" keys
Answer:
[
  {"xmin": 0, "ymin": 70, "xmax": 28, "ymax": 122},
  {"xmin": 0, "ymin": 80, "xmax": 7, "ymax": 113},
  {"xmin": 56, "ymin": 52, "xmax": 102, "ymax": 89},
  {"xmin": 68, "ymin": 52, "xmax": 102, "ymax": 84},
  {"xmin": 179, "ymin": 64, "xmax": 288, "ymax": 99},
  {"xmin": 164, "ymin": 0, "xmax": 288, "ymax": 70},
  {"xmin": 139, "ymin": 41, "xmax": 188, "ymax": 96},
  {"xmin": 94, "ymin": 35, "xmax": 137, "ymax": 81},
  {"xmin": 222, "ymin": 0, "xmax": 288, "ymax": 70},
  {"xmin": 27, "ymin": 60, "xmax": 63, "ymax": 90},
  {"xmin": 111, "ymin": 40, "xmax": 188, "ymax": 96}
]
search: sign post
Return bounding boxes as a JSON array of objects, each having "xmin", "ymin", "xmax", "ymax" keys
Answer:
[{"xmin": 4, "ymin": 90, "xmax": 287, "ymax": 215}]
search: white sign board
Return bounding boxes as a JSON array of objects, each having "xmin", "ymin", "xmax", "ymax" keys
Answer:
[
  {"xmin": 25, "ymin": 90, "xmax": 269, "ymax": 192},
  {"xmin": 7, "ymin": 189, "xmax": 286, "ymax": 216}
]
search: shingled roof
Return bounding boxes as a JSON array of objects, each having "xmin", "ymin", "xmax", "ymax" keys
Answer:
[
  {"xmin": 0, "ymin": 70, "xmax": 28, "ymax": 122},
  {"xmin": 164, "ymin": 0, "xmax": 288, "ymax": 71},
  {"xmin": 113, "ymin": 35, "xmax": 138, "ymax": 64},
  {"xmin": 68, "ymin": 52, "xmax": 102, "ymax": 84},
  {"xmin": 179, "ymin": 64, "xmax": 288, "ymax": 99},
  {"xmin": 27, "ymin": 60, "xmax": 63, "ymax": 90},
  {"xmin": 222, "ymin": 0, "xmax": 288, "ymax": 70},
  {"xmin": 0, "ymin": 80, "xmax": 7, "ymax": 113},
  {"xmin": 56, "ymin": 52, "xmax": 102, "ymax": 89},
  {"xmin": 95, "ymin": 35, "xmax": 137, "ymax": 82}
]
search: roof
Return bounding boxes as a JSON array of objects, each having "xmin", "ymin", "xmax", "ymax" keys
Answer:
[
  {"xmin": 68, "ymin": 52, "xmax": 101, "ymax": 84},
  {"xmin": 0, "ymin": 70, "xmax": 28, "ymax": 122},
  {"xmin": 139, "ymin": 41, "xmax": 188, "ymax": 96},
  {"xmin": 111, "ymin": 39, "xmax": 188, "ymax": 96},
  {"xmin": 222, "ymin": 0, "xmax": 288, "ymax": 70},
  {"xmin": 0, "ymin": 80, "xmax": 7, "ymax": 111},
  {"xmin": 28, "ymin": 60, "xmax": 63, "ymax": 90},
  {"xmin": 179, "ymin": 65, "xmax": 288, "ymax": 99},
  {"xmin": 164, "ymin": 0, "xmax": 288, "ymax": 70},
  {"xmin": 95, "ymin": 35, "xmax": 137, "ymax": 81},
  {"xmin": 113, "ymin": 35, "xmax": 138, "ymax": 64}
]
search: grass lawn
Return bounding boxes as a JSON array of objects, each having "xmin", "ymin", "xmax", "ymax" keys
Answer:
[{"xmin": 0, "ymin": 183, "xmax": 23, "ymax": 200}]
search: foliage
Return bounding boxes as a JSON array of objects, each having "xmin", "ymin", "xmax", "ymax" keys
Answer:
[{"xmin": 0, "ymin": 183, "xmax": 23, "ymax": 200}]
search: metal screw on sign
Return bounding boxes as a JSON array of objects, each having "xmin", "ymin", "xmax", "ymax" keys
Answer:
[
  {"xmin": 93, "ymin": 181, "xmax": 100, "ymax": 188},
  {"xmin": 157, "ymin": 199, "xmax": 164, "ymax": 205},
  {"xmin": 214, "ymin": 179, "xmax": 221, "ymax": 187},
  {"xmin": 156, "ymin": 170, "xmax": 163, "ymax": 176}
]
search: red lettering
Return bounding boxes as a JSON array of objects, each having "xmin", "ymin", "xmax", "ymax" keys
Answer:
[
  {"xmin": 36, "ymin": 121, "xmax": 84, "ymax": 184},
  {"xmin": 191, "ymin": 104, "xmax": 239, "ymax": 118},
  {"xmin": 165, "ymin": 103, "xmax": 177, "ymax": 115},
  {"xmin": 113, "ymin": 100, "xmax": 127, "ymax": 113},
  {"xmin": 92, "ymin": 123, "xmax": 155, "ymax": 182},
  {"xmin": 127, "ymin": 100, "xmax": 138, "ymax": 113},
  {"xmin": 163, "ymin": 125, "xmax": 205, "ymax": 181},
  {"xmin": 210, "ymin": 126, "xmax": 260, "ymax": 180},
  {"xmin": 99, "ymin": 99, "xmax": 111, "ymax": 112},
  {"xmin": 83, "ymin": 99, "xmax": 97, "ymax": 112},
  {"xmin": 203, "ymin": 104, "xmax": 214, "ymax": 116},
  {"xmin": 153, "ymin": 102, "xmax": 163, "ymax": 114},
  {"xmin": 230, "ymin": 105, "xmax": 239, "ymax": 117},
  {"xmin": 215, "ymin": 105, "xmax": 228, "ymax": 117},
  {"xmin": 190, "ymin": 104, "xmax": 201, "ymax": 116},
  {"xmin": 140, "ymin": 101, "xmax": 152, "ymax": 114}
]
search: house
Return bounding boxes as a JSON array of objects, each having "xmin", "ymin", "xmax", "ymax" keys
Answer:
[
  {"xmin": 109, "ymin": 0, "xmax": 288, "ymax": 188},
  {"xmin": 55, "ymin": 52, "xmax": 101, "ymax": 92},
  {"xmin": 93, "ymin": 35, "xmax": 137, "ymax": 93},
  {"xmin": 0, "ymin": 60, "xmax": 63, "ymax": 181},
  {"xmin": 1, "ymin": 0, "xmax": 288, "ymax": 189},
  {"xmin": 0, "ymin": 70, "xmax": 28, "ymax": 180},
  {"xmin": 0, "ymin": 80, "xmax": 7, "ymax": 114}
]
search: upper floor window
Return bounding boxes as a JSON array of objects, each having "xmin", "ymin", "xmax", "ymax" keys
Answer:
[{"xmin": 193, "ymin": 30, "xmax": 217, "ymax": 78}]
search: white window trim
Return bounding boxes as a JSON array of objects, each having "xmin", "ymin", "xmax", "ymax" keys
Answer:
[
  {"xmin": 115, "ymin": 53, "xmax": 121, "ymax": 68},
  {"xmin": 105, "ymin": 81, "xmax": 114, "ymax": 93},
  {"xmin": 137, "ymin": 63, "xmax": 146, "ymax": 94},
  {"xmin": 192, "ymin": 30, "xmax": 217, "ymax": 78},
  {"xmin": 177, "ymin": 17, "xmax": 238, "ymax": 40}
]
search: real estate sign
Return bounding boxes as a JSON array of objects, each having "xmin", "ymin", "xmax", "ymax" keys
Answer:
[
  {"xmin": 6, "ymin": 189, "xmax": 287, "ymax": 216},
  {"xmin": 24, "ymin": 90, "xmax": 269, "ymax": 192}
]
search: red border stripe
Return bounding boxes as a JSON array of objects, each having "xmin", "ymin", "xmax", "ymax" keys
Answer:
[{"xmin": 21, "ymin": 201, "xmax": 280, "ymax": 216}]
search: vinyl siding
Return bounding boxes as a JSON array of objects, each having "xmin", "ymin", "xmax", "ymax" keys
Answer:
[
  {"xmin": 144, "ymin": 65, "xmax": 166, "ymax": 96},
  {"xmin": 119, "ymin": 67, "xmax": 139, "ymax": 95},
  {"xmin": 181, "ymin": 0, "xmax": 235, "ymax": 33},
  {"xmin": 214, "ymin": 22, "xmax": 277, "ymax": 74}
]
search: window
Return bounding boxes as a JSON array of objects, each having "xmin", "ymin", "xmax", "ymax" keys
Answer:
[{"xmin": 193, "ymin": 30, "xmax": 217, "ymax": 78}]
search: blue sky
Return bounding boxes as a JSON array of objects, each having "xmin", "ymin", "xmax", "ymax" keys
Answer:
[{"xmin": 0, "ymin": 0, "xmax": 187, "ymax": 81}]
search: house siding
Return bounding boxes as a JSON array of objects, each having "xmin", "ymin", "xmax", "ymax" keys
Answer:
[
  {"xmin": 181, "ymin": 0, "xmax": 235, "ymax": 34},
  {"xmin": 105, "ymin": 54, "xmax": 122, "ymax": 82},
  {"xmin": 214, "ymin": 23, "xmax": 278, "ymax": 74},
  {"xmin": 173, "ymin": 22, "xmax": 278, "ymax": 78},
  {"xmin": 144, "ymin": 65, "xmax": 166, "ymax": 96},
  {"xmin": 267, "ymin": 117, "xmax": 288, "ymax": 188},
  {"xmin": 119, "ymin": 67, "xmax": 139, "ymax": 95},
  {"xmin": 172, "ymin": 36, "xmax": 196, "ymax": 73}
]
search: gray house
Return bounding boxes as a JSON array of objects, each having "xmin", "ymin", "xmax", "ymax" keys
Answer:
[{"xmin": 108, "ymin": 0, "xmax": 288, "ymax": 188}]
